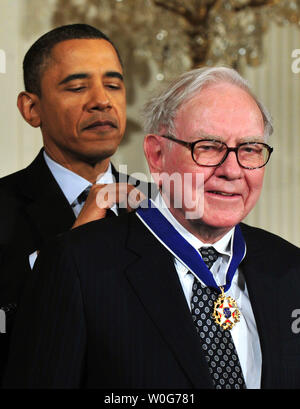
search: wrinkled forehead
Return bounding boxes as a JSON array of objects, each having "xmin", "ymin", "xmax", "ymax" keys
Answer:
[{"xmin": 174, "ymin": 83, "xmax": 265, "ymax": 141}]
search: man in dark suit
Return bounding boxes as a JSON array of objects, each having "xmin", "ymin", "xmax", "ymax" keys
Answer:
[
  {"xmin": 0, "ymin": 24, "xmax": 146, "ymax": 381},
  {"xmin": 4, "ymin": 67, "xmax": 300, "ymax": 389}
]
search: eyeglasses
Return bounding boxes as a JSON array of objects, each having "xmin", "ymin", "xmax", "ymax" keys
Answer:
[{"xmin": 159, "ymin": 134, "xmax": 273, "ymax": 170}]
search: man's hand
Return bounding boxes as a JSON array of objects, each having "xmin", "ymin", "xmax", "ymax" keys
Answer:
[{"xmin": 71, "ymin": 183, "xmax": 145, "ymax": 229}]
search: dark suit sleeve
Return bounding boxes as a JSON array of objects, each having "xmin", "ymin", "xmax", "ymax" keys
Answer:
[{"xmin": 3, "ymin": 236, "xmax": 87, "ymax": 388}]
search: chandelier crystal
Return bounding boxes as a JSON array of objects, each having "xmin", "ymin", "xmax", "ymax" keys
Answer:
[{"xmin": 53, "ymin": 0, "xmax": 300, "ymax": 80}]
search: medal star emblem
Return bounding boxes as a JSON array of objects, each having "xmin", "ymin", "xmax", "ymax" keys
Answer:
[{"xmin": 212, "ymin": 287, "xmax": 240, "ymax": 330}]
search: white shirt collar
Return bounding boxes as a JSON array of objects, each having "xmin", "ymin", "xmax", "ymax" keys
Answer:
[
  {"xmin": 43, "ymin": 150, "xmax": 115, "ymax": 205},
  {"xmin": 152, "ymin": 193, "xmax": 234, "ymax": 257},
  {"xmin": 151, "ymin": 193, "xmax": 237, "ymax": 286}
]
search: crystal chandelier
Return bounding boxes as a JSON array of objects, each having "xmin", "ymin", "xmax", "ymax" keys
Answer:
[{"xmin": 52, "ymin": 0, "xmax": 300, "ymax": 83}]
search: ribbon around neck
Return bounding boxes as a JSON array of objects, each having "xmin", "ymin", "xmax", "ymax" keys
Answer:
[{"xmin": 136, "ymin": 199, "xmax": 246, "ymax": 293}]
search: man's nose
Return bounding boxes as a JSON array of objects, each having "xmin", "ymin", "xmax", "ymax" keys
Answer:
[
  {"xmin": 86, "ymin": 84, "xmax": 111, "ymax": 111},
  {"xmin": 214, "ymin": 150, "xmax": 243, "ymax": 180}
]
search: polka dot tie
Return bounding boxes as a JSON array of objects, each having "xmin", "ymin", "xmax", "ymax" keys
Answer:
[{"xmin": 191, "ymin": 246, "xmax": 246, "ymax": 389}]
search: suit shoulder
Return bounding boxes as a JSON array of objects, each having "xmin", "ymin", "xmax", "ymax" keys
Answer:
[
  {"xmin": 0, "ymin": 168, "xmax": 27, "ymax": 192},
  {"xmin": 0, "ymin": 169, "xmax": 32, "ymax": 215},
  {"xmin": 240, "ymin": 222, "xmax": 300, "ymax": 256},
  {"xmin": 0, "ymin": 150, "xmax": 45, "ymax": 195},
  {"xmin": 59, "ymin": 212, "xmax": 132, "ymax": 253}
]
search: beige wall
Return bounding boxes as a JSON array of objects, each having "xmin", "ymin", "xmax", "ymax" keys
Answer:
[
  {"xmin": 0, "ymin": 0, "xmax": 299, "ymax": 246},
  {"xmin": 242, "ymin": 23, "xmax": 300, "ymax": 246}
]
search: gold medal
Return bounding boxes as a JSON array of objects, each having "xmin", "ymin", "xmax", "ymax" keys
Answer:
[{"xmin": 212, "ymin": 287, "xmax": 240, "ymax": 330}]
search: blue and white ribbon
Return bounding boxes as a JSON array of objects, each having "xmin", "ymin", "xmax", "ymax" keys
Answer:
[{"xmin": 136, "ymin": 199, "xmax": 246, "ymax": 293}]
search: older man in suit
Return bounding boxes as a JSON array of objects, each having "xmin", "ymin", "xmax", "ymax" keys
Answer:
[{"xmin": 4, "ymin": 67, "xmax": 300, "ymax": 389}]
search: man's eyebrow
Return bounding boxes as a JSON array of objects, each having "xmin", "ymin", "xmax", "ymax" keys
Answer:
[
  {"xmin": 105, "ymin": 71, "xmax": 124, "ymax": 81},
  {"xmin": 193, "ymin": 132, "xmax": 223, "ymax": 141},
  {"xmin": 59, "ymin": 73, "xmax": 90, "ymax": 85},
  {"xmin": 58, "ymin": 71, "xmax": 124, "ymax": 86},
  {"xmin": 242, "ymin": 136, "xmax": 265, "ymax": 142}
]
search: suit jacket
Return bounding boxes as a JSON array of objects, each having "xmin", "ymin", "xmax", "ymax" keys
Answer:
[
  {"xmin": 0, "ymin": 148, "xmax": 139, "ymax": 255},
  {"xmin": 0, "ymin": 149, "xmax": 151, "ymax": 382},
  {"xmin": 3, "ymin": 212, "xmax": 300, "ymax": 389}
]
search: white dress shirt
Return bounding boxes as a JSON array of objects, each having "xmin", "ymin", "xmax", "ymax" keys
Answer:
[
  {"xmin": 142, "ymin": 193, "xmax": 262, "ymax": 389},
  {"xmin": 29, "ymin": 151, "xmax": 118, "ymax": 267}
]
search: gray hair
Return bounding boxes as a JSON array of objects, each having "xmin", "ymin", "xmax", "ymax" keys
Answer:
[{"xmin": 142, "ymin": 66, "xmax": 273, "ymax": 139}]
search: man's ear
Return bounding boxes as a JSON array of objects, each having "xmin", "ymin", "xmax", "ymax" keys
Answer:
[
  {"xmin": 144, "ymin": 134, "xmax": 164, "ymax": 173},
  {"xmin": 17, "ymin": 91, "xmax": 41, "ymax": 128}
]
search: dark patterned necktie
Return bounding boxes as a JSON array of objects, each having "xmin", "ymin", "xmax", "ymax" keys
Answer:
[
  {"xmin": 191, "ymin": 246, "xmax": 246, "ymax": 389},
  {"xmin": 76, "ymin": 186, "xmax": 116, "ymax": 217},
  {"xmin": 77, "ymin": 187, "xmax": 91, "ymax": 205}
]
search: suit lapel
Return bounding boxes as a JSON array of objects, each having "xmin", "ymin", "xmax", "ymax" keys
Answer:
[
  {"xmin": 20, "ymin": 158, "xmax": 141, "ymax": 240},
  {"xmin": 110, "ymin": 166, "xmax": 128, "ymax": 216},
  {"xmin": 124, "ymin": 218, "xmax": 284, "ymax": 388},
  {"xmin": 240, "ymin": 224, "xmax": 282, "ymax": 388},
  {"xmin": 124, "ymin": 214, "xmax": 214, "ymax": 388},
  {"xmin": 112, "ymin": 164, "xmax": 158, "ymax": 216},
  {"xmin": 20, "ymin": 150, "xmax": 75, "ymax": 243}
]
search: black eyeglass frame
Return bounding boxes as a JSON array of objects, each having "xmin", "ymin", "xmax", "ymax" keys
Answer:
[{"xmin": 159, "ymin": 134, "xmax": 273, "ymax": 170}]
